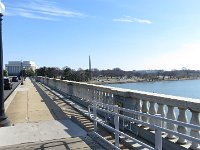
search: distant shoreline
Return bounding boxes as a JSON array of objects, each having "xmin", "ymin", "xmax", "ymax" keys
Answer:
[{"xmin": 87, "ymin": 77, "xmax": 200, "ymax": 85}]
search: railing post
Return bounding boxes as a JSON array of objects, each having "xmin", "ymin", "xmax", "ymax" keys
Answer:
[
  {"xmin": 155, "ymin": 114, "xmax": 162, "ymax": 150},
  {"xmin": 114, "ymin": 105, "xmax": 119, "ymax": 148},
  {"xmin": 89, "ymin": 88, "xmax": 95, "ymax": 103},
  {"xmin": 166, "ymin": 105, "xmax": 176, "ymax": 139},
  {"xmin": 190, "ymin": 110, "xmax": 200, "ymax": 150},
  {"xmin": 88, "ymin": 106, "xmax": 91, "ymax": 118},
  {"xmin": 93, "ymin": 101, "xmax": 98, "ymax": 132},
  {"xmin": 157, "ymin": 103, "xmax": 166, "ymax": 128},
  {"xmin": 177, "ymin": 107, "xmax": 188, "ymax": 144},
  {"xmin": 135, "ymin": 98, "xmax": 141, "ymax": 121},
  {"xmin": 149, "ymin": 101, "xmax": 157, "ymax": 125},
  {"xmin": 142, "ymin": 100, "xmax": 149, "ymax": 123}
]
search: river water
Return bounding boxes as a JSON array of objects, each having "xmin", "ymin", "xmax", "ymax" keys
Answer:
[
  {"xmin": 105, "ymin": 79, "xmax": 200, "ymax": 99},
  {"xmin": 106, "ymin": 79, "xmax": 200, "ymax": 134}
]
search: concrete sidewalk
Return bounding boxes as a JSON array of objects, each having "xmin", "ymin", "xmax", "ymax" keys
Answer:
[
  {"xmin": 6, "ymin": 78, "xmax": 55, "ymax": 124},
  {"xmin": 0, "ymin": 78, "xmax": 102, "ymax": 149}
]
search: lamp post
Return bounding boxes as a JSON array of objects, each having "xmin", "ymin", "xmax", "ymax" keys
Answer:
[
  {"xmin": 0, "ymin": 0, "xmax": 10, "ymax": 127},
  {"xmin": 21, "ymin": 60, "xmax": 23, "ymax": 85}
]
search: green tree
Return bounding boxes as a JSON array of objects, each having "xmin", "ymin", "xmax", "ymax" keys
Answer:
[
  {"xmin": 26, "ymin": 68, "xmax": 35, "ymax": 77},
  {"xmin": 3, "ymin": 70, "xmax": 8, "ymax": 77},
  {"xmin": 36, "ymin": 67, "xmax": 47, "ymax": 76},
  {"xmin": 63, "ymin": 66, "xmax": 72, "ymax": 80},
  {"xmin": 84, "ymin": 69, "xmax": 91, "ymax": 81}
]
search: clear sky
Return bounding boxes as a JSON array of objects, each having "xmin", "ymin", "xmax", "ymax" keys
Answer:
[{"xmin": 2, "ymin": 0, "xmax": 200, "ymax": 71}]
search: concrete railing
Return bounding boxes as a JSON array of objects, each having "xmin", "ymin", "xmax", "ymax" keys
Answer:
[
  {"xmin": 36, "ymin": 76, "xmax": 200, "ymax": 150},
  {"xmin": 88, "ymin": 101, "xmax": 200, "ymax": 150}
]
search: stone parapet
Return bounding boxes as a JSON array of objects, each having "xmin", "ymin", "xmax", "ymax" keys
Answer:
[{"xmin": 36, "ymin": 76, "xmax": 200, "ymax": 150}]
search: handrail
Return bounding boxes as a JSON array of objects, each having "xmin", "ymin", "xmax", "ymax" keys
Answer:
[
  {"xmin": 95, "ymin": 101, "xmax": 200, "ymax": 131},
  {"xmin": 88, "ymin": 103, "xmax": 156, "ymax": 150},
  {"xmin": 91, "ymin": 115, "xmax": 154, "ymax": 150},
  {"xmin": 88, "ymin": 101, "xmax": 200, "ymax": 150}
]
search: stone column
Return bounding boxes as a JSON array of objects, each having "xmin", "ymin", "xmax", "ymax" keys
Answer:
[
  {"xmin": 157, "ymin": 103, "xmax": 166, "ymax": 127},
  {"xmin": 190, "ymin": 110, "xmax": 200, "ymax": 150},
  {"xmin": 166, "ymin": 105, "xmax": 176, "ymax": 139},
  {"xmin": 141, "ymin": 100, "xmax": 149, "ymax": 123},
  {"xmin": 149, "ymin": 101, "xmax": 157, "ymax": 125},
  {"xmin": 177, "ymin": 107, "xmax": 188, "ymax": 144}
]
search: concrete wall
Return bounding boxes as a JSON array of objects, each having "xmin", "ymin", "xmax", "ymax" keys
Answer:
[{"xmin": 36, "ymin": 76, "xmax": 200, "ymax": 150}]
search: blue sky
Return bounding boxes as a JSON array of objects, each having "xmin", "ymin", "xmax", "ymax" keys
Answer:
[{"xmin": 2, "ymin": 0, "xmax": 200, "ymax": 71}]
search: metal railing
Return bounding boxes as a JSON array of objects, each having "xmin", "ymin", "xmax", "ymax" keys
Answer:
[{"xmin": 88, "ymin": 101, "xmax": 200, "ymax": 150}]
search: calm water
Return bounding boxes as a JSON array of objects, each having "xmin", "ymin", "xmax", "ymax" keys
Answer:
[{"xmin": 106, "ymin": 79, "xmax": 200, "ymax": 99}]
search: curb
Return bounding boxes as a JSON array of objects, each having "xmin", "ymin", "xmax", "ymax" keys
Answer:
[{"xmin": 4, "ymin": 83, "xmax": 21, "ymax": 112}]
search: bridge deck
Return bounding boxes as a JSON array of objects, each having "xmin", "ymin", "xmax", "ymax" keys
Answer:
[{"xmin": 0, "ymin": 78, "xmax": 104, "ymax": 150}]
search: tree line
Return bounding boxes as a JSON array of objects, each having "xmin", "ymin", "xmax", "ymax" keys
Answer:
[
  {"xmin": 3, "ymin": 68, "xmax": 35, "ymax": 77},
  {"xmin": 36, "ymin": 66, "xmax": 91, "ymax": 82},
  {"xmin": 36, "ymin": 66, "xmax": 200, "ymax": 82},
  {"xmin": 91, "ymin": 68, "xmax": 200, "ymax": 81}
]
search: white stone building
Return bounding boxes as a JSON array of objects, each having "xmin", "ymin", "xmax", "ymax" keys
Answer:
[{"xmin": 5, "ymin": 61, "xmax": 37, "ymax": 76}]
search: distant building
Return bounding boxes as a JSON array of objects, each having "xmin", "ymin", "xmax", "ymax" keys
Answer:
[{"xmin": 5, "ymin": 61, "xmax": 37, "ymax": 76}]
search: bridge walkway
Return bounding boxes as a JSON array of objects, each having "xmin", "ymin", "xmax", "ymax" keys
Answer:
[
  {"xmin": 0, "ymin": 78, "xmax": 104, "ymax": 150},
  {"xmin": 34, "ymin": 79, "xmax": 129, "ymax": 150}
]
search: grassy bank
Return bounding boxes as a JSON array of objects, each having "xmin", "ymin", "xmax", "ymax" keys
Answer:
[{"xmin": 87, "ymin": 77, "xmax": 200, "ymax": 85}]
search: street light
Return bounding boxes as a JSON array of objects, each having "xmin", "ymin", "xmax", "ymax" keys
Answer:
[
  {"xmin": 21, "ymin": 60, "xmax": 24, "ymax": 85},
  {"xmin": 0, "ymin": 0, "xmax": 10, "ymax": 127}
]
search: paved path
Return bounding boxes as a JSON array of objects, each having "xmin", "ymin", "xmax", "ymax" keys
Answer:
[
  {"xmin": 0, "ymin": 78, "xmax": 103, "ymax": 149},
  {"xmin": 0, "ymin": 137, "xmax": 95, "ymax": 150},
  {"xmin": 6, "ymin": 78, "xmax": 56, "ymax": 124},
  {"xmin": 4, "ymin": 80, "xmax": 21, "ymax": 100}
]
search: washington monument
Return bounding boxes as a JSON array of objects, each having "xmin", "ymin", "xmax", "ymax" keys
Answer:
[{"xmin": 89, "ymin": 56, "xmax": 92, "ymax": 79}]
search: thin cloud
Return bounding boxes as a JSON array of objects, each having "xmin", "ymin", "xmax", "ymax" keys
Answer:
[
  {"xmin": 4, "ymin": 0, "xmax": 87, "ymax": 21},
  {"xmin": 18, "ymin": 12, "xmax": 57, "ymax": 21},
  {"xmin": 5, "ymin": 7, "xmax": 58, "ymax": 21},
  {"xmin": 113, "ymin": 16, "xmax": 152, "ymax": 24}
]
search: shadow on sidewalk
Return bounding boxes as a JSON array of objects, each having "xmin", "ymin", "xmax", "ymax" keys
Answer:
[
  {"xmin": 0, "ymin": 137, "xmax": 96, "ymax": 150},
  {"xmin": 31, "ymin": 80, "xmax": 68, "ymax": 121},
  {"xmin": 32, "ymin": 140, "xmax": 71, "ymax": 150},
  {"xmin": 29, "ymin": 79, "xmax": 102, "ymax": 149},
  {"xmin": 34, "ymin": 137, "xmax": 99, "ymax": 150},
  {"xmin": 31, "ymin": 80, "xmax": 74, "ymax": 123}
]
